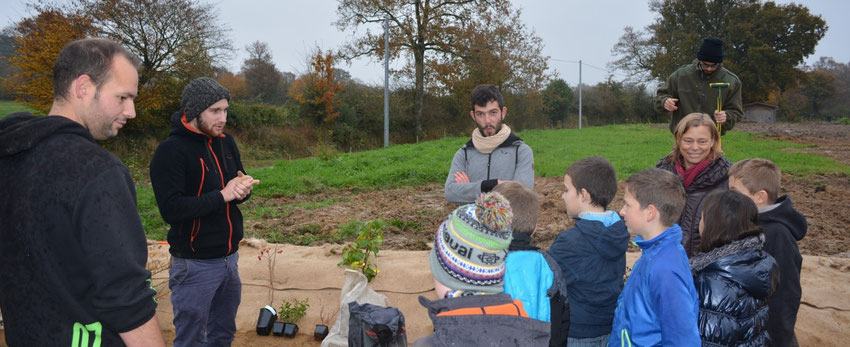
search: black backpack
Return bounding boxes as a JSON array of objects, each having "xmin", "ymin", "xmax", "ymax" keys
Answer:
[{"xmin": 348, "ymin": 302, "xmax": 407, "ymax": 347}]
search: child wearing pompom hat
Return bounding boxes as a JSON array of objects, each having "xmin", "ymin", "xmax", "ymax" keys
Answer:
[{"xmin": 412, "ymin": 192, "xmax": 550, "ymax": 346}]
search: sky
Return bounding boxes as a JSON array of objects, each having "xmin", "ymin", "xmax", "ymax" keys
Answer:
[{"xmin": 1, "ymin": 0, "xmax": 848, "ymax": 87}]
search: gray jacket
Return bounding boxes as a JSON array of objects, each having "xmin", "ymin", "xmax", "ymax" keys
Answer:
[
  {"xmin": 412, "ymin": 294, "xmax": 551, "ymax": 347},
  {"xmin": 444, "ymin": 133, "xmax": 534, "ymax": 204}
]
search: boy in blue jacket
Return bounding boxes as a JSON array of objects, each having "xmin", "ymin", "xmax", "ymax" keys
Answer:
[
  {"xmin": 547, "ymin": 157, "xmax": 629, "ymax": 346},
  {"xmin": 496, "ymin": 182, "xmax": 570, "ymax": 347},
  {"xmin": 609, "ymin": 168, "xmax": 700, "ymax": 346}
]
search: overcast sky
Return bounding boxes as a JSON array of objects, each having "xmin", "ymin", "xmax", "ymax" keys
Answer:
[{"xmin": 2, "ymin": 0, "xmax": 847, "ymax": 87}]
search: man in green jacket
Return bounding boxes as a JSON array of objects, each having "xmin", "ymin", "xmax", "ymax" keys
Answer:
[{"xmin": 655, "ymin": 37, "xmax": 743, "ymax": 134}]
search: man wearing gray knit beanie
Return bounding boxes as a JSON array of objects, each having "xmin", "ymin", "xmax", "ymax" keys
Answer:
[{"xmin": 149, "ymin": 77, "xmax": 259, "ymax": 347}]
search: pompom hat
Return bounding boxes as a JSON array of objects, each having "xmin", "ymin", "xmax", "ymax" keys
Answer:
[{"xmin": 430, "ymin": 192, "xmax": 513, "ymax": 296}]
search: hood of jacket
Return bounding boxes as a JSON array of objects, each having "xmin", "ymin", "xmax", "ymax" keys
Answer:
[
  {"xmin": 463, "ymin": 131, "xmax": 524, "ymax": 149},
  {"xmin": 760, "ymin": 195, "xmax": 807, "ymax": 241},
  {"xmin": 690, "ymin": 234, "xmax": 778, "ymax": 299},
  {"xmin": 574, "ymin": 218, "xmax": 630, "ymax": 260},
  {"xmin": 0, "ymin": 112, "xmax": 93, "ymax": 157},
  {"xmin": 417, "ymin": 294, "xmax": 551, "ymax": 346},
  {"xmin": 168, "ymin": 110, "xmax": 222, "ymax": 141}
]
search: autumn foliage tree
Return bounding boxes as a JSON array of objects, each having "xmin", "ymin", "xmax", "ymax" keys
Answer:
[
  {"xmin": 77, "ymin": 0, "xmax": 232, "ymax": 132},
  {"xmin": 289, "ymin": 49, "xmax": 344, "ymax": 124},
  {"xmin": 7, "ymin": 6, "xmax": 93, "ymax": 113}
]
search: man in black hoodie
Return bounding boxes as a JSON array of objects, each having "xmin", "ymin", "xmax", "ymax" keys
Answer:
[
  {"xmin": 0, "ymin": 38, "xmax": 164, "ymax": 346},
  {"xmin": 149, "ymin": 77, "xmax": 258, "ymax": 347}
]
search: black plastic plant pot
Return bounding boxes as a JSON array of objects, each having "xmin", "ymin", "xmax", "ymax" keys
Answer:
[
  {"xmin": 283, "ymin": 323, "xmax": 299, "ymax": 338},
  {"xmin": 272, "ymin": 322, "xmax": 285, "ymax": 336},
  {"xmin": 256, "ymin": 305, "xmax": 277, "ymax": 336},
  {"xmin": 314, "ymin": 324, "xmax": 329, "ymax": 340}
]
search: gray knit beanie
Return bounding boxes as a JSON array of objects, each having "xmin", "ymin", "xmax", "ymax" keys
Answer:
[{"xmin": 181, "ymin": 77, "xmax": 231, "ymax": 122}]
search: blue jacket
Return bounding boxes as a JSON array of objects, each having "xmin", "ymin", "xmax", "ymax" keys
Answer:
[
  {"xmin": 548, "ymin": 211, "xmax": 629, "ymax": 338},
  {"xmin": 608, "ymin": 224, "xmax": 700, "ymax": 347},
  {"xmin": 505, "ymin": 234, "xmax": 570, "ymax": 347},
  {"xmin": 504, "ymin": 251, "xmax": 555, "ymax": 321}
]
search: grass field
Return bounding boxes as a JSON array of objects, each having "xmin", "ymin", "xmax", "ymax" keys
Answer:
[
  {"xmin": 0, "ymin": 100, "xmax": 40, "ymax": 115},
  {"xmin": 135, "ymin": 124, "xmax": 850, "ymax": 239}
]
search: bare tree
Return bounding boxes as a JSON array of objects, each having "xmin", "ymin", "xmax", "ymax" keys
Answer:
[
  {"xmin": 336, "ymin": 0, "xmax": 546, "ymax": 141},
  {"xmin": 608, "ymin": 26, "xmax": 658, "ymax": 84},
  {"xmin": 78, "ymin": 0, "xmax": 232, "ymax": 87}
]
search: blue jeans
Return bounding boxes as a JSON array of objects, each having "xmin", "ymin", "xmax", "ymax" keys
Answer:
[
  {"xmin": 169, "ymin": 252, "xmax": 241, "ymax": 347},
  {"xmin": 568, "ymin": 333, "xmax": 610, "ymax": 347}
]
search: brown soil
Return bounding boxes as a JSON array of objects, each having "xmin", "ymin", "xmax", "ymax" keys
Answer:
[
  {"xmin": 246, "ymin": 122, "xmax": 850, "ymax": 256},
  {"xmin": 736, "ymin": 122, "xmax": 850, "ymax": 167}
]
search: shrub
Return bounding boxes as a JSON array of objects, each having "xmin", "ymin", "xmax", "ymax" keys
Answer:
[
  {"xmin": 338, "ymin": 220, "xmax": 384, "ymax": 282},
  {"xmin": 227, "ymin": 102, "xmax": 292, "ymax": 129},
  {"xmin": 278, "ymin": 298, "xmax": 310, "ymax": 323}
]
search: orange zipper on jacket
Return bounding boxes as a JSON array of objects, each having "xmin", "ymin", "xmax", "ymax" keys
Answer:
[
  {"xmin": 207, "ymin": 138, "xmax": 234, "ymax": 254},
  {"xmin": 190, "ymin": 157, "xmax": 207, "ymax": 252}
]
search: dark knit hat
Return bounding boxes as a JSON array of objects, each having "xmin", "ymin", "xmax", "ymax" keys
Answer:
[
  {"xmin": 181, "ymin": 77, "xmax": 231, "ymax": 122},
  {"xmin": 430, "ymin": 192, "xmax": 513, "ymax": 297},
  {"xmin": 697, "ymin": 37, "xmax": 724, "ymax": 63}
]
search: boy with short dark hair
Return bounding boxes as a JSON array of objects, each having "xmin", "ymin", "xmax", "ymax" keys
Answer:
[
  {"xmin": 608, "ymin": 168, "xmax": 701, "ymax": 346},
  {"xmin": 495, "ymin": 182, "xmax": 570, "ymax": 347},
  {"xmin": 547, "ymin": 157, "xmax": 629, "ymax": 346},
  {"xmin": 729, "ymin": 158, "xmax": 808, "ymax": 347}
]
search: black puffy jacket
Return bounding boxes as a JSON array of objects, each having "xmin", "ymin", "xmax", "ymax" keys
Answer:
[
  {"xmin": 657, "ymin": 156, "xmax": 731, "ymax": 256},
  {"xmin": 690, "ymin": 235, "xmax": 779, "ymax": 346}
]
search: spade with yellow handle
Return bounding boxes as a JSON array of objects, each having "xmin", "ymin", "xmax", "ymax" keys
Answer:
[{"xmin": 709, "ymin": 82, "xmax": 730, "ymax": 148}]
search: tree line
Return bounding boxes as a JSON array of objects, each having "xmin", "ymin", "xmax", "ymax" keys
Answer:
[{"xmin": 0, "ymin": 0, "xmax": 843, "ymax": 159}]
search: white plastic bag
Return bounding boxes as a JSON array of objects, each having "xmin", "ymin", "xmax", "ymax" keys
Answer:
[{"xmin": 321, "ymin": 269, "xmax": 391, "ymax": 347}]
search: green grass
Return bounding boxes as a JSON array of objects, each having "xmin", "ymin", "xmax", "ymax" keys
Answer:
[
  {"xmin": 255, "ymin": 219, "xmax": 363, "ymax": 245},
  {"xmin": 243, "ymin": 197, "xmax": 341, "ymax": 221},
  {"xmin": 0, "ymin": 101, "xmax": 40, "ymax": 115},
  {"xmin": 137, "ymin": 124, "xmax": 850, "ymax": 239}
]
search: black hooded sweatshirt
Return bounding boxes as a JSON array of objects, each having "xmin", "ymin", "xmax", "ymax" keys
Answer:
[
  {"xmin": 761, "ymin": 195, "xmax": 808, "ymax": 347},
  {"xmin": 0, "ymin": 112, "xmax": 157, "ymax": 346},
  {"xmin": 149, "ymin": 111, "xmax": 248, "ymax": 259}
]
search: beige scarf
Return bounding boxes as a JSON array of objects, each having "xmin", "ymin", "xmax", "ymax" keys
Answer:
[{"xmin": 472, "ymin": 125, "xmax": 511, "ymax": 154}]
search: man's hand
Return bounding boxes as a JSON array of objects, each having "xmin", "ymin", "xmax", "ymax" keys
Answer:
[
  {"xmin": 454, "ymin": 171, "xmax": 470, "ymax": 183},
  {"xmin": 221, "ymin": 171, "xmax": 260, "ymax": 202},
  {"xmin": 714, "ymin": 110, "xmax": 727, "ymax": 123},
  {"xmin": 664, "ymin": 98, "xmax": 679, "ymax": 112}
]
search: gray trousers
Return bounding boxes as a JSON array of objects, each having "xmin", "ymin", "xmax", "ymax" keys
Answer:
[
  {"xmin": 568, "ymin": 333, "xmax": 610, "ymax": 347},
  {"xmin": 169, "ymin": 252, "xmax": 241, "ymax": 347}
]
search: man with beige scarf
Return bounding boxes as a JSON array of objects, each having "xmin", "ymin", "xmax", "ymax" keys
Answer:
[{"xmin": 444, "ymin": 84, "xmax": 535, "ymax": 204}]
